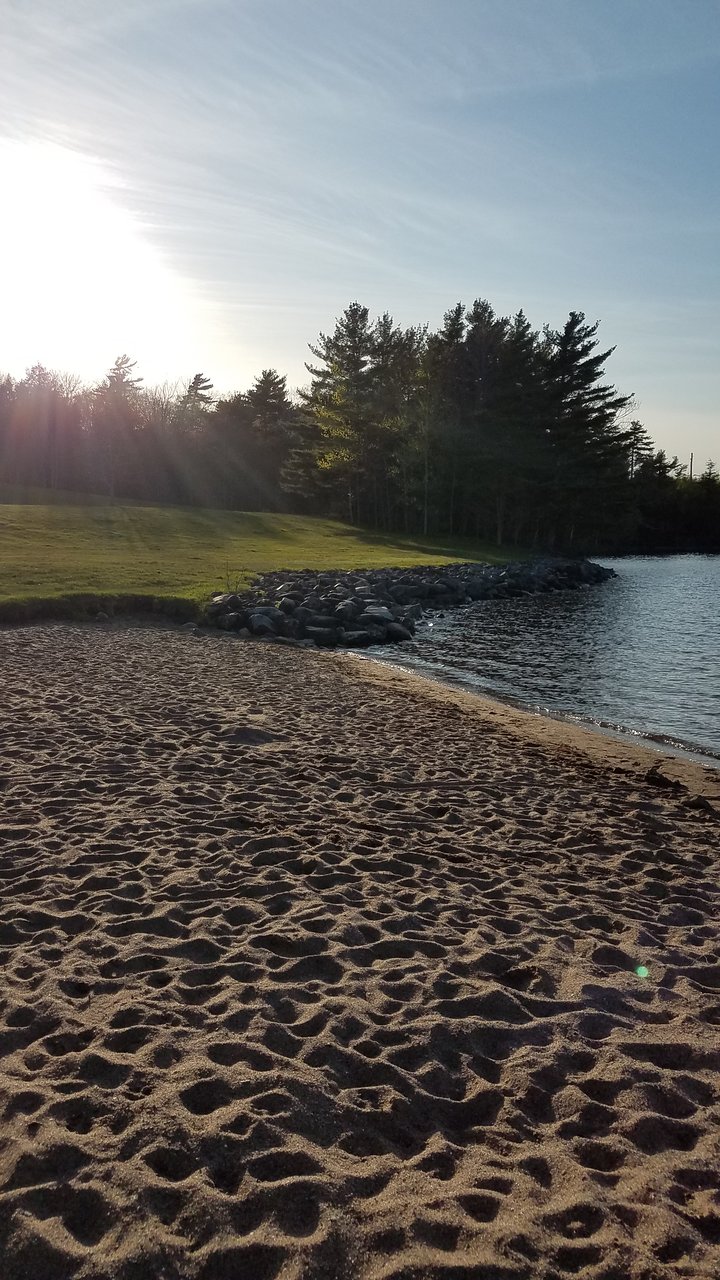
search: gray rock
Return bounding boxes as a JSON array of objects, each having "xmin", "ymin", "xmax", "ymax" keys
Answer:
[
  {"xmin": 306, "ymin": 613, "xmax": 339, "ymax": 629},
  {"xmin": 219, "ymin": 611, "xmax": 244, "ymax": 630},
  {"xmin": 357, "ymin": 607, "xmax": 394, "ymax": 625},
  {"xmin": 404, "ymin": 603, "xmax": 423, "ymax": 620},
  {"xmin": 305, "ymin": 627, "xmax": 338, "ymax": 647},
  {"xmin": 252, "ymin": 606, "xmax": 285, "ymax": 622},
  {"xmin": 343, "ymin": 627, "xmax": 386, "ymax": 650},
  {"xmin": 342, "ymin": 630, "xmax": 376, "ymax": 648},
  {"xmin": 334, "ymin": 600, "xmax": 361, "ymax": 622},
  {"xmin": 386, "ymin": 622, "xmax": 414, "ymax": 642},
  {"xmin": 209, "ymin": 592, "xmax": 241, "ymax": 611},
  {"xmin": 388, "ymin": 585, "xmax": 418, "ymax": 603},
  {"xmin": 465, "ymin": 579, "xmax": 489, "ymax": 600},
  {"xmin": 205, "ymin": 557, "xmax": 616, "ymax": 642},
  {"xmin": 248, "ymin": 613, "xmax": 276, "ymax": 636}
]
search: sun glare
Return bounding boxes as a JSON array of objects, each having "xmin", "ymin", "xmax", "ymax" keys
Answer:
[{"xmin": 0, "ymin": 138, "xmax": 199, "ymax": 381}]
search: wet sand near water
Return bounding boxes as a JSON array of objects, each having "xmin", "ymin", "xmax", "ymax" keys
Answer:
[{"xmin": 0, "ymin": 622, "xmax": 719, "ymax": 1279}]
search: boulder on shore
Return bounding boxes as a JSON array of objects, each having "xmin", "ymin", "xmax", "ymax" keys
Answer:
[{"xmin": 203, "ymin": 558, "xmax": 615, "ymax": 650}]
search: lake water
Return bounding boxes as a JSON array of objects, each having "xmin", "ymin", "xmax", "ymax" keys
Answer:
[{"xmin": 369, "ymin": 555, "xmax": 720, "ymax": 764}]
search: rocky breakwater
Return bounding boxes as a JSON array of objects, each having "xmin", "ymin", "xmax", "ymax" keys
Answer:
[{"xmin": 204, "ymin": 558, "xmax": 615, "ymax": 649}]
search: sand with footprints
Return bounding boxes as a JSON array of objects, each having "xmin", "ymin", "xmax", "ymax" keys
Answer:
[{"xmin": 1, "ymin": 622, "xmax": 719, "ymax": 1279}]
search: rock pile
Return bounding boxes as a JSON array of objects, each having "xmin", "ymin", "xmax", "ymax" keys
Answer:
[{"xmin": 204, "ymin": 558, "xmax": 615, "ymax": 649}]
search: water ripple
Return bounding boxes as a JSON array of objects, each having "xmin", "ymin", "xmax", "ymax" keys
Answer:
[{"xmin": 370, "ymin": 555, "xmax": 720, "ymax": 764}]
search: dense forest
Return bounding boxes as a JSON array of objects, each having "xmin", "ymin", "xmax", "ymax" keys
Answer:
[{"xmin": 1, "ymin": 300, "xmax": 717, "ymax": 554}]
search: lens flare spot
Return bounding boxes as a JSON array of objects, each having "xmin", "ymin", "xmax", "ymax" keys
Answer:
[{"xmin": 635, "ymin": 965, "xmax": 650, "ymax": 979}]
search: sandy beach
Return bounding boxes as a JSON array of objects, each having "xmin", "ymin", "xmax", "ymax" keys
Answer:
[{"xmin": 1, "ymin": 621, "xmax": 719, "ymax": 1280}]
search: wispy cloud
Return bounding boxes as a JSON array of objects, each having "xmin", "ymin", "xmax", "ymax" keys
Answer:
[{"xmin": 1, "ymin": 0, "xmax": 719, "ymax": 452}]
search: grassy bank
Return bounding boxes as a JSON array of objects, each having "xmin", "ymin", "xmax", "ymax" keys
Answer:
[{"xmin": 0, "ymin": 493, "xmax": 516, "ymax": 622}]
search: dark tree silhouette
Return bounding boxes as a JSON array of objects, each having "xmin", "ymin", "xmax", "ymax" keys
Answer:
[{"xmin": 1, "ymin": 297, "xmax": 715, "ymax": 552}]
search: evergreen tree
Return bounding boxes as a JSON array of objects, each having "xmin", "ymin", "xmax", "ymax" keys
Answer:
[
  {"xmin": 482, "ymin": 310, "xmax": 546, "ymax": 546},
  {"xmin": 245, "ymin": 369, "xmax": 298, "ymax": 507},
  {"xmin": 424, "ymin": 304, "xmax": 470, "ymax": 536},
  {"xmin": 540, "ymin": 313, "xmax": 634, "ymax": 547},
  {"xmin": 6, "ymin": 295, "xmax": 713, "ymax": 553},
  {"xmin": 210, "ymin": 370, "xmax": 297, "ymax": 510},
  {"xmin": 185, "ymin": 372, "xmax": 214, "ymax": 405},
  {"xmin": 92, "ymin": 356, "xmax": 143, "ymax": 497},
  {"xmin": 0, "ymin": 375, "xmax": 17, "ymax": 483},
  {"xmin": 302, "ymin": 302, "xmax": 376, "ymax": 523},
  {"xmin": 626, "ymin": 419, "xmax": 654, "ymax": 480}
]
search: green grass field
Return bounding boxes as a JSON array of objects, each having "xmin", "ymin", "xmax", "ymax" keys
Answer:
[{"xmin": 0, "ymin": 489, "xmax": 515, "ymax": 620}]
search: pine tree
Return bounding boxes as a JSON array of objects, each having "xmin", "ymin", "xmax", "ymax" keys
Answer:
[
  {"xmin": 540, "ymin": 313, "xmax": 634, "ymax": 547},
  {"xmin": 92, "ymin": 356, "xmax": 143, "ymax": 497},
  {"xmin": 422, "ymin": 304, "xmax": 470, "ymax": 536},
  {"xmin": 210, "ymin": 370, "xmax": 296, "ymax": 510},
  {"xmin": 482, "ymin": 310, "xmax": 545, "ymax": 546},
  {"xmin": 303, "ymin": 303, "xmax": 376, "ymax": 523}
]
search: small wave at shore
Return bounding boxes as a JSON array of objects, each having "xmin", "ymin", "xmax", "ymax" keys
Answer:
[
  {"xmin": 357, "ymin": 649, "xmax": 720, "ymax": 768},
  {"xmin": 358, "ymin": 555, "xmax": 720, "ymax": 768}
]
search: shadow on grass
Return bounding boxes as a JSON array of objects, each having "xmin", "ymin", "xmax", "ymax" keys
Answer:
[
  {"xmin": 122, "ymin": 506, "xmax": 517, "ymax": 561},
  {"xmin": 326, "ymin": 522, "xmax": 520, "ymax": 563},
  {"xmin": 148, "ymin": 509, "xmax": 309, "ymax": 546}
]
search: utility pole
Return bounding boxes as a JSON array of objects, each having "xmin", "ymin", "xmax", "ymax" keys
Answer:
[{"xmin": 689, "ymin": 452, "xmax": 694, "ymax": 480}]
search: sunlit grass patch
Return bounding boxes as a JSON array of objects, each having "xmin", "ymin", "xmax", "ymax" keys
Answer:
[{"xmin": 0, "ymin": 493, "xmax": 517, "ymax": 619}]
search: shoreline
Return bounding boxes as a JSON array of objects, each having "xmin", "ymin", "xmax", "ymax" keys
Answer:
[
  {"xmin": 10, "ymin": 609, "xmax": 720, "ymax": 776},
  {"xmin": 1, "ymin": 623, "xmax": 719, "ymax": 1278},
  {"xmin": 353, "ymin": 648, "xmax": 720, "ymax": 775},
  {"xmin": 6, "ymin": 613, "xmax": 720, "ymax": 781},
  {"xmin": 340, "ymin": 647, "xmax": 720, "ymax": 802}
]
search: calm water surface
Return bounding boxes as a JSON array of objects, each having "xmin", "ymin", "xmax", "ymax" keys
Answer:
[{"xmin": 369, "ymin": 555, "xmax": 720, "ymax": 763}]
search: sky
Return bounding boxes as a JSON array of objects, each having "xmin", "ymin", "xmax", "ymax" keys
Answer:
[{"xmin": 1, "ymin": 0, "xmax": 718, "ymax": 465}]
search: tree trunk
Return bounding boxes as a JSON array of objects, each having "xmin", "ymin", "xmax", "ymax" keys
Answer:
[
  {"xmin": 495, "ymin": 493, "xmax": 505, "ymax": 547},
  {"xmin": 400, "ymin": 461, "xmax": 409, "ymax": 533},
  {"xmin": 48, "ymin": 415, "xmax": 59, "ymax": 490},
  {"xmin": 423, "ymin": 432, "xmax": 429, "ymax": 537},
  {"xmin": 448, "ymin": 467, "xmax": 456, "ymax": 535},
  {"xmin": 106, "ymin": 433, "xmax": 115, "ymax": 499}
]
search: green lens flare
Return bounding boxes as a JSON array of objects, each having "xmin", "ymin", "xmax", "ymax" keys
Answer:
[{"xmin": 635, "ymin": 965, "xmax": 650, "ymax": 979}]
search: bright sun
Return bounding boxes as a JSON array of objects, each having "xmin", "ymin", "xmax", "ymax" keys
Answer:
[{"xmin": 0, "ymin": 137, "xmax": 200, "ymax": 382}]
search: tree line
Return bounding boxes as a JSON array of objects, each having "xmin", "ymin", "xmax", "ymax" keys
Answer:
[{"xmin": 1, "ymin": 300, "xmax": 717, "ymax": 553}]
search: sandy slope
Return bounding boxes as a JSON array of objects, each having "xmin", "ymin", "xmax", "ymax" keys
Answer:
[{"xmin": 0, "ymin": 622, "xmax": 718, "ymax": 1280}]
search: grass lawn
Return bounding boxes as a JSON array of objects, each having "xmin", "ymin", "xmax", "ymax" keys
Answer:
[{"xmin": 0, "ymin": 491, "xmax": 517, "ymax": 618}]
